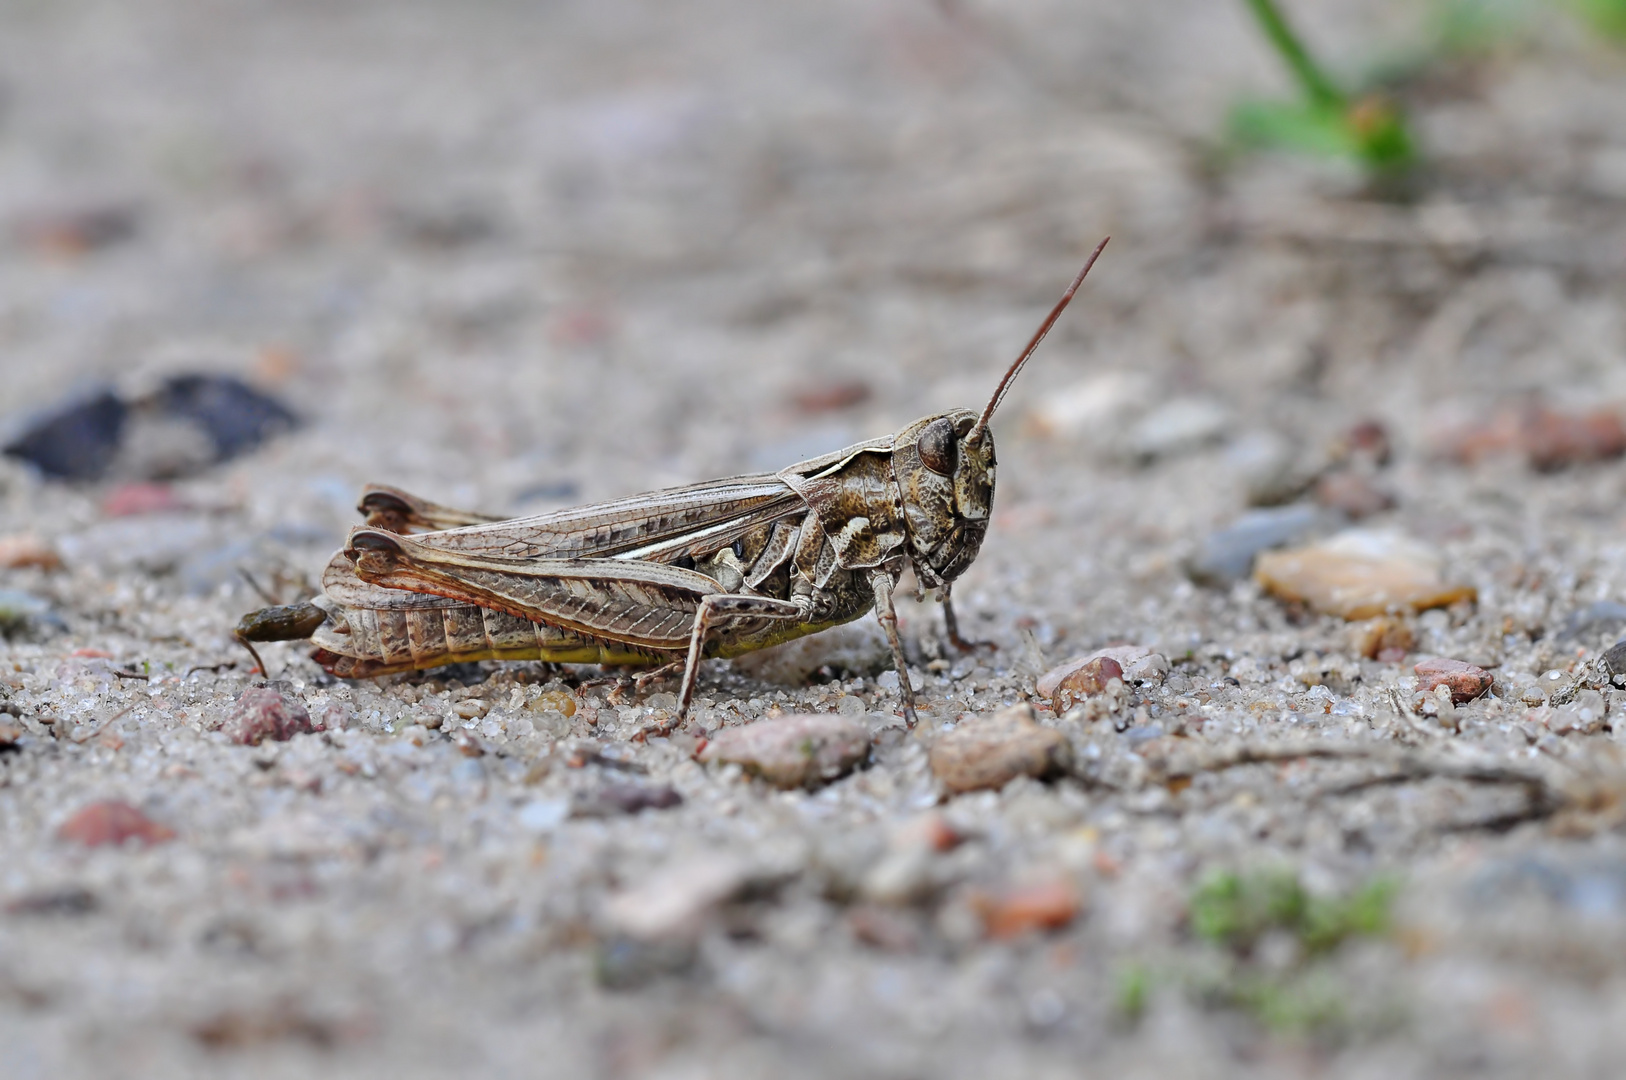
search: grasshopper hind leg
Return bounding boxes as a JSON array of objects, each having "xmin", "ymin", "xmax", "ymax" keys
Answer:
[
  {"xmin": 639, "ymin": 593, "xmax": 806, "ymax": 740},
  {"xmin": 233, "ymin": 600, "xmax": 328, "ymax": 679}
]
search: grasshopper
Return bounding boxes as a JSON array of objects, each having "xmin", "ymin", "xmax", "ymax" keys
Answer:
[{"xmin": 236, "ymin": 238, "xmax": 1108, "ymax": 731}]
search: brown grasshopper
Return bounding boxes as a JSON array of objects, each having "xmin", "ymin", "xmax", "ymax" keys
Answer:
[{"xmin": 236, "ymin": 238, "xmax": 1108, "ymax": 730}]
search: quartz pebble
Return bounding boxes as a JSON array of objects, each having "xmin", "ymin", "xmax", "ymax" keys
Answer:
[
  {"xmin": 1413, "ymin": 658, "xmax": 1493, "ymax": 704},
  {"xmin": 698, "ymin": 713, "xmax": 870, "ymax": 789},
  {"xmin": 57, "ymin": 800, "xmax": 176, "ymax": 847},
  {"xmin": 1254, "ymin": 529, "xmax": 1476, "ymax": 620},
  {"xmin": 1545, "ymin": 690, "xmax": 1608, "ymax": 735},
  {"xmin": 223, "ymin": 688, "xmax": 317, "ymax": 745},
  {"xmin": 1037, "ymin": 646, "xmax": 1166, "ymax": 699},
  {"xmin": 1047, "ymin": 657, "xmax": 1122, "ymax": 714},
  {"xmin": 928, "ymin": 705, "xmax": 1072, "ymax": 795},
  {"xmin": 526, "ymin": 689, "xmax": 577, "ymax": 717},
  {"xmin": 603, "ymin": 855, "xmax": 751, "ymax": 940},
  {"xmin": 1352, "ymin": 616, "xmax": 1415, "ymax": 661}
]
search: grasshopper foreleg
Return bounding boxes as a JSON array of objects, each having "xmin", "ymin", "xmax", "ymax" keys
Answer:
[{"xmin": 870, "ymin": 569, "xmax": 918, "ymax": 727}]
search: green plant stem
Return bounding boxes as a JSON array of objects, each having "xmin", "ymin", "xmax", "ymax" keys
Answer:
[{"xmin": 1243, "ymin": 0, "xmax": 1346, "ymax": 108}]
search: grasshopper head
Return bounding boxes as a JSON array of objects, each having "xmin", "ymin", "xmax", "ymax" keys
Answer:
[
  {"xmin": 894, "ymin": 409, "xmax": 993, "ymax": 588},
  {"xmin": 895, "ymin": 237, "xmax": 1109, "ymax": 591}
]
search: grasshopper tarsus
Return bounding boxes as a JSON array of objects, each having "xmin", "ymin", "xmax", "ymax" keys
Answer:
[
  {"xmin": 634, "ymin": 661, "xmax": 682, "ymax": 692},
  {"xmin": 941, "ymin": 594, "xmax": 995, "ymax": 654},
  {"xmin": 233, "ymin": 632, "xmax": 270, "ymax": 682}
]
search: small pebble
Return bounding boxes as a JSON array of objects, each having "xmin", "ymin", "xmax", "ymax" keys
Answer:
[
  {"xmin": 57, "ymin": 800, "xmax": 176, "ymax": 847},
  {"xmin": 1351, "ymin": 616, "xmax": 1415, "ymax": 661},
  {"xmin": 732, "ymin": 622, "xmax": 891, "ymax": 685},
  {"xmin": 1546, "ymin": 690, "xmax": 1608, "ymax": 735},
  {"xmin": 1185, "ymin": 505, "xmax": 1331, "ymax": 586},
  {"xmin": 3, "ymin": 389, "xmax": 127, "ymax": 481},
  {"xmin": 699, "ymin": 713, "xmax": 870, "ymax": 789},
  {"xmin": 1037, "ymin": 646, "xmax": 1165, "ymax": 698},
  {"xmin": 1314, "ymin": 470, "xmax": 1395, "ymax": 519},
  {"xmin": 15, "ymin": 203, "xmax": 138, "ymax": 254},
  {"xmin": 1602, "ymin": 639, "xmax": 1626, "ymax": 678},
  {"xmin": 5, "ymin": 885, "xmax": 99, "ymax": 917},
  {"xmin": 847, "ymin": 905, "xmax": 923, "ymax": 951},
  {"xmin": 1023, "ymin": 370, "xmax": 1150, "ymax": 441},
  {"xmin": 0, "ymin": 590, "xmax": 56, "ymax": 637},
  {"xmin": 0, "ymin": 533, "xmax": 62, "ymax": 571},
  {"xmin": 223, "ymin": 688, "xmax": 317, "ymax": 745},
  {"xmin": 1332, "ymin": 419, "xmax": 1392, "ymax": 467},
  {"xmin": 101, "ymin": 482, "xmax": 186, "ymax": 518},
  {"xmin": 526, "ymin": 690, "xmax": 576, "ymax": 717},
  {"xmin": 1558, "ymin": 602, "xmax": 1626, "ymax": 643},
  {"xmin": 969, "ymin": 879, "xmax": 1083, "ymax": 940},
  {"xmin": 141, "ymin": 373, "xmax": 300, "ymax": 462},
  {"xmin": 595, "ymin": 938, "xmax": 697, "ymax": 989},
  {"xmin": 1521, "ymin": 405, "xmax": 1626, "ymax": 471},
  {"xmin": 790, "ymin": 380, "xmax": 870, "ymax": 414},
  {"xmin": 1414, "ymin": 658, "xmax": 1493, "ymax": 704},
  {"xmin": 928, "ymin": 705, "xmax": 1072, "ymax": 795},
  {"xmin": 516, "ymin": 798, "xmax": 570, "ymax": 834},
  {"xmin": 1254, "ymin": 529, "xmax": 1475, "ymax": 620},
  {"xmin": 573, "ymin": 782, "xmax": 684, "ymax": 817},
  {"xmin": 1124, "ymin": 397, "xmax": 1231, "ymax": 461},
  {"xmin": 603, "ymin": 855, "xmax": 751, "ymax": 941},
  {"xmin": 1048, "ymin": 657, "xmax": 1123, "ymax": 714},
  {"xmin": 1434, "ymin": 401, "xmax": 1626, "ymax": 470},
  {"xmin": 454, "ymin": 699, "xmax": 489, "ymax": 720}
]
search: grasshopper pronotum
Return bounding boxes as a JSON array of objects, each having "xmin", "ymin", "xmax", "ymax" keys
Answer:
[{"xmin": 236, "ymin": 238, "xmax": 1109, "ymax": 730}]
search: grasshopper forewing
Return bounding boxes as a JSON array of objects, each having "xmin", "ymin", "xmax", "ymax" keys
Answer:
[{"xmin": 237, "ymin": 238, "xmax": 1110, "ymax": 730}]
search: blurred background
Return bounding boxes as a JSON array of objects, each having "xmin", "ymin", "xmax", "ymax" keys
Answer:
[{"xmin": 1, "ymin": 0, "xmax": 1619, "ymax": 516}]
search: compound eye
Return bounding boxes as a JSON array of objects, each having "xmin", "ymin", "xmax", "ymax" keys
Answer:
[{"xmin": 917, "ymin": 417, "xmax": 957, "ymax": 476}]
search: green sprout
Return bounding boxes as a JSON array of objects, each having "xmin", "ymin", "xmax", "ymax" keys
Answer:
[
  {"xmin": 1230, "ymin": 0, "xmax": 1418, "ymax": 177},
  {"xmin": 1114, "ymin": 963, "xmax": 1151, "ymax": 1027},
  {"xmin": 1189, "ymin": 868, "xmax": 1397, "ymax": 957},
  {"xmin": 1568, "ymin": 0, "xmax": 1626, "ymax": 40},
  {"xmin": 1186, "ymin": 869, "xmax": 1402, "ymax": 1041}
]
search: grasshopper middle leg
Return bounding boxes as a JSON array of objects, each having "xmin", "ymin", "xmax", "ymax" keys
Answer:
[
  {"xmin": 870, "ymin": 570, "xmax": 918, "ymax": 727},
  {"xmin": 941, "ymin": 586, "xmax": 995, "ymax": 654}
]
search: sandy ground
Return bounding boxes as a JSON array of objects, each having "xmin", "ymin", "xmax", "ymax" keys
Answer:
[{"xmin": 3, "ymin": 1, "xmax": 1626, "ymax": 1076}]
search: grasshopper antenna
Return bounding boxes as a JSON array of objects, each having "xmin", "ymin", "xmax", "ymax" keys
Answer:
[{"xmin": 968, "ymin": 235, "xmax": 1109, "ymax": 445}]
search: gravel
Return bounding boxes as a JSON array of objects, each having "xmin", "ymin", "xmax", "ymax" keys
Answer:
[{"xmin": 4, "ymin": 1, "xmax": 1626, "ymax": 1076}]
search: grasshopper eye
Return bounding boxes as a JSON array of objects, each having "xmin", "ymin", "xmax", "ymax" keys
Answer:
[{"xmin": 917, "ymin": 417, "xmax": 956, "ymax": 476}]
